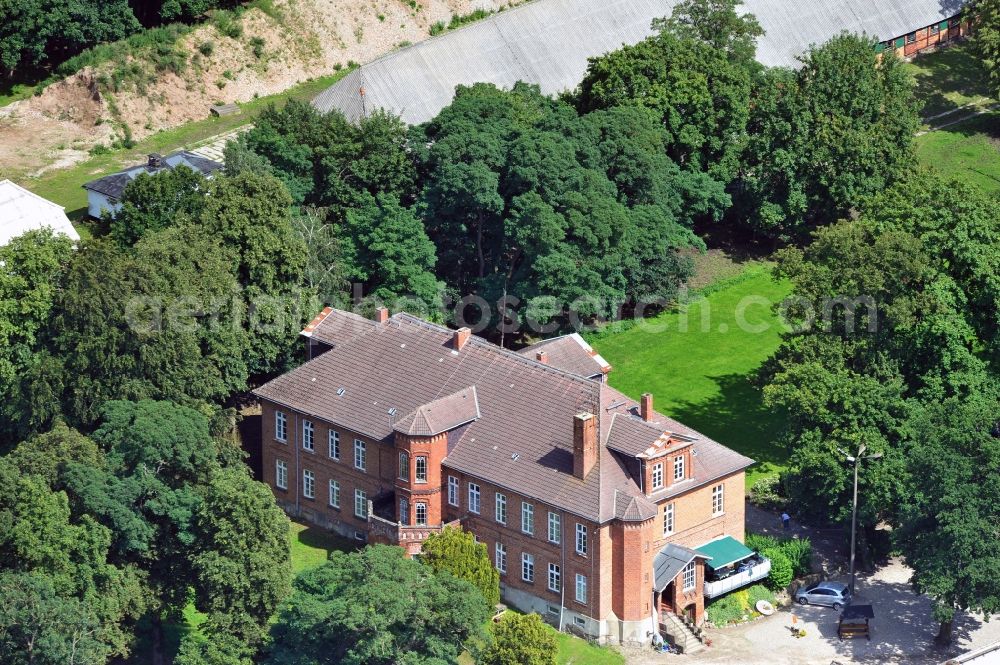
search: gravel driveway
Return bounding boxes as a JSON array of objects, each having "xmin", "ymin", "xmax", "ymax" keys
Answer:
[{"xmin": 622, "ymin": 503, "xmax": 1000, "ymax": 664}]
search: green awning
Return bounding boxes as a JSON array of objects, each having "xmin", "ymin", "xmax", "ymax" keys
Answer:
[{"xmin": 695, "ymin": 536, "xmax": 755, "ymax": 570}]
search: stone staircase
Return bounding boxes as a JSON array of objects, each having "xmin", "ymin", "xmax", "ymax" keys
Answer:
[{"xmin": 660, "ymin": 612, "xmax": 706, "ymax": 654}]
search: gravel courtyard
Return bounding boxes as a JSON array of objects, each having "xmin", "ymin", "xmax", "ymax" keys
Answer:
[{"xmin": 622, "ymin": 504, "xmax": 1000, "ymax": 665}]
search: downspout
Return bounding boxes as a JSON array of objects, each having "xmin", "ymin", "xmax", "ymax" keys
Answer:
[
  {"xmin": 295, "ymin": 413, "xmax": 301, "ymax": 515},
  {"xmin": 558, "ymin": 510, "xmax": 567, "ymax": 633}
]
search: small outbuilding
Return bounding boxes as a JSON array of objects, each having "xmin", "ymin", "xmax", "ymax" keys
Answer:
[
  {"xmin": 82, "ymin": 151, "xmax": 222, "ymax": 219},
  {"xmin": 0, "ymin": 180, "xmax": 80, "ymax": 247}
]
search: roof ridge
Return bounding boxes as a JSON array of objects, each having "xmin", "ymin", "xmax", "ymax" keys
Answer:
[{"xmin": 392, "ymin": 312, "xmax": 605, "ymax": 394}]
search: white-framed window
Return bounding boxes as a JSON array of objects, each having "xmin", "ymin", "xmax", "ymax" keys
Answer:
[
  {"xmin": 415, "ymin": 456, "xmax": 427, "ymax": 483},
  {"xmin": 652, "ymin": 462, "xmax": 664, "ymax": 489},
  {"xmin": 712, "ymin": 483, "xmax": 724, "ymax": 516},
  {"xmin": 275, "ymin": 411, "xmax": 287, "ymax": 442},
  {"xmin": 330, "ymin": 480, "xmax": 340, "ymax": 508},
  {"xmin": 468, "ymin": 483, "xmax": 481, "ymax": 514},
  {"xmin": 495, "ymin": 493, "xmax": 507, "ymax": 525},
  {"xmin": 447, "ymin": 476, "xmax": 459, "ymax": 506},
  {"xmin": 674, "ymin": 455, "xmax": 685, "ymax": 481},
  {"xmin": 275, "ymin": 459, "xmax": 287, "ymax": 489},
  {"xmin": 574, "ymin": 616, "xmax": 586, "ymax": 628},
  {"xmin": 682, "ymin": 560, "xmax": 696, "ymax": 591},
  {"xmin": 400, "ymin": 498, "xmax": 410, "ymax": 525},
  {"xmin": 354, "ymin": 489, "xmax": 368, "ymax": 519},
  {"xmin": 547, "ymin": 563, "xmax": 561, "ymax": 593},
  {"xmin": 521, "ymin": 552, "xmax": 534, "ymax": 583},
  {"xmin": 495, "ymin": 542, "xmax": 507, "ymax": 574},
  {"xmin": 415, "ymin": 502, "xmax": 427, "ymax": 526},
  {"xmin": 575, "ymin": 574, "xmax": 587, "ymax": 603},
  {"xmin": 354, "ymin": 439, "xmax": 366, "ymax": 471},
  {"xmin": 521, "ymin": 502, "xmax": 534, "ymax": 535},
  {"xmin": 663, "ymin": 502, "xmax": 675, "ymax": 536},
  {"xmin": 547, "ymin": 512, "xmax": 561, "ymax": 544},
  {"xmin": 328, "ymin": 430, "xmax": 340, "ymax": 460},
  {"xmin": 575, "ymin": 523, "xmax": 587, "ymax": 556},
  {"xmin": 398, "ymin": 452, "xmax": 409, "ymax": 480},
  {"xmin": 303, "ymin": 469, "xmax": 315, "ymax": 499},
  {"xmin": 302, "ymin": 420, "xmax": 314, "ymax": 452}
]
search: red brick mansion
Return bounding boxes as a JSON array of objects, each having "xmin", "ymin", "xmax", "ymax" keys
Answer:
[{"xmin": 254, "ymin": 307, "xmax": 761, "ymax": 644}]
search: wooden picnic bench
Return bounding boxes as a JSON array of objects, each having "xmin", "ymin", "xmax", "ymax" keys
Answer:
[{"xmin": 837, "ymin": 604, "xmax": 873, "ymax": 641}]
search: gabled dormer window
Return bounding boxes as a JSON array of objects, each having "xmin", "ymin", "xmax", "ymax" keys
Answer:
[
  {"xmin": 651, "ymin": 462, "xmax": 664, "ymax": 490},
  {"xmin": 673, "ymin": 454, "xmax": 685, "ymax": 481}
]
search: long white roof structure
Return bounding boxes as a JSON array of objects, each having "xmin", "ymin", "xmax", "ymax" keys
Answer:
[
  {"xmin": 313, "ymin": 0, "xmax": 962, "ymax": 125},
  {"xmin": 0, "ymin": 180, "xmax": 80, "ymax": 247}
]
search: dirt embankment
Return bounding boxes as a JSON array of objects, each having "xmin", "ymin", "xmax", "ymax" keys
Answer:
[{"xmin": 0, "ymin": 0, "xmax": 502, "ymax": 179}]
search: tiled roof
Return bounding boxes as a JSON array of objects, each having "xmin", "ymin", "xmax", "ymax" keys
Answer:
[
  {"xmin": 82, "ymin": 151, "xmax": 222, "ymax": 199},
  {"xmin": 606, "ymin": 413, "xmax": 693, "ymax": 458},
  {"xmin": 614, "ymin": 490, "xmax": 659, "ymax": 522},
  {"xmin": 393, "ymin": 386, "xmax": 481, "ymax": 436},
  {"xmin": 303, "ymin": 307, "xmax": 377, "ymax": 347},
  {"xmin": 518, "ymin": 333, "xmax": 610, "ymax": 379},
  {"xmin": 254, "ymin": 310, "xmax": 753, "ymax": 522}
]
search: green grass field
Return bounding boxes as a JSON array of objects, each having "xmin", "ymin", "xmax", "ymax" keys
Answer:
[
  {"xmin": 7, "ymin": 70, "xmax": 350, "ymax": 228},
  {"xmin": 915, "ymin": 112, "xmax": 1000, "ymax": 196},
  {"xmin": 590, "ymin": 264, "xmax": 793, "ymax": 487},
  {"xmin": 904, "ymin": 42, "xmax": 994, "ymax": 121}
]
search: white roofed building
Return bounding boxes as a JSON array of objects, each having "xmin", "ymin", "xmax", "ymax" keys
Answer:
[{"xmin": 0, "ymin": 180, "xmax": 80, "ymax": 247}]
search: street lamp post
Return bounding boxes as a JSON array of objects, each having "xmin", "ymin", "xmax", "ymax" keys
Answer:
[{"xmin": 838, "ymin": 444, "xmax": 883, "ymax": 596}]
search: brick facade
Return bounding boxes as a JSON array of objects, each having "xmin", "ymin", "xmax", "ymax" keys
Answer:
[
  {"xmin": 883, "ymin": 15, "xmax": 966, "ymax": 59},
  {"xmin": 262, "ymin": 396, "xmax": 748, "ymax": 640}
]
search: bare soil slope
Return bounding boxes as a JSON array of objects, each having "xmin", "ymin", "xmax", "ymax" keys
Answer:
[{"xmin": 0, "ymin": 0, "xmax": 503, "ymax": 179}]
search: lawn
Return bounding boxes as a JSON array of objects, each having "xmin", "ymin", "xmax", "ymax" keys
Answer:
[
  {"xmin": 589, "ymin": 264, "xmax": 793, "ymax": 487},
  {"xmin": 289, "ymin": 520, "xmax": 357, "ymax": 574},
  {"xmin": 904, "ymin": 42, "xmax": 994, "ymax": 121},
  {"xmin": 10, "ymin": 69, "xmax": 351, "ymax": 227},
  {"xmin": 915, "ymin": 111, "xmax": 1000, "ymax": 196}
]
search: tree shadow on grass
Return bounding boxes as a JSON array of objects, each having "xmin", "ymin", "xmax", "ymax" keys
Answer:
[
  {"xmin": 910, "ymin": 45, "xmax": 992, "ymax": 119},
  {"xmin": 295, "ymin": 524, "xmax": 358, "ymax": 556},
  {"xmin": 668, "ymin": 372, "xmax": 789, "ymax": 478}
]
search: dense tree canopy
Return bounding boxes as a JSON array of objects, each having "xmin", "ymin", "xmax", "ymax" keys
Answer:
[
  {"xmin": 418, "ymin": 82, "xmax": 723, "ymax": 323},
  {"xmin": 0, "ymin": 229, "xmax": 74, "ymax": 442},
  {"xmin": 0, "ymin": 0, "xmax": 245, "ymax": 77},
  {"xmin": 740, "ymin": 34, "xmax": 919, "ymax": 241},
  {"xmin": 762, "ymin": 171, "xmax": 1000, "ymax": 639},
  {"xmin": 896, "ymin": 396, "xmax": 1000, "ymax": 644},
  {"xmin": 575, "ymin": 0, "xmax": 762, "ymax": 182},
  {"xmin": 267, "ymin": 545, "xmax": 490, "ymax": 665},
  {"xmin": 967, "ymin": 0, "xmax": 1000, "ymax": 98},
  {"xmin": 109, "ymin": 166, "xmax": 207, "ymax": 247}
]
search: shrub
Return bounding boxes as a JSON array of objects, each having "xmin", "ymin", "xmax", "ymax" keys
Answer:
[
  {"xmin": 746, "ymin": 583, "xmax": 776, "ymax": 608},
  {"xmin": 213, "ymin": 11, "xmax": 244, "ymax": 39},
  {"xmin": 479, "ymin": 613, "xmax": 556, "ymax": 665},
  {"xmin": 762, "ymin": 548, "xmax": 793, "ymax": 590},
  {"xmin": 747, "ymin": 532, "xmax": 812, "ymax": 579},
  {"xmin": 706, "ymin": 593, "xmax": 747, "ymax": 626},
  {"xmin": 430, "ymin": 20, "xmax": 446, "ymax": 35},
  {"xmin": 749, "ymin": 475, "xmax": 784, "ymax": 509},
  {"xmin": 249, "ymin": 36, "xmax": 265, "ymax": 58},
  {"xmin": 781, "ymin": 538, "xmax": 812, "ymax": 577},
  {"xmin": 198, "ymin": 40, "xmax": 215, "ymax": 56}
]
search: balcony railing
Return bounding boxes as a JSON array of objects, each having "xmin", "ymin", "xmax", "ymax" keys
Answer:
[
  {"xmin": 367, "ymin": 513, "xmax": 460, "ymax": 548},
  {"xmin": 703, "ymin": 558, "xmax": 771, "ymax": 599}
]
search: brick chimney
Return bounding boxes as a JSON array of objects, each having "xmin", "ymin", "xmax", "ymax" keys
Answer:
[
  {"xmin": 536, "ymin": 350, "xmax": 548, "ymax": 364},
  {"xmin": 453, "ymin": 327, "xmax": 471, "ymax": 351},
  {"xmin": 374, "ymin": 307, "xmax": 389, "ymax": 324},
  {"xmin": 573, "ymin": 413, "xmax": 597, "ymax": 479},
  {"xmin": 640, "ymin": 393, "xmax": 653, "ymax": 422}
]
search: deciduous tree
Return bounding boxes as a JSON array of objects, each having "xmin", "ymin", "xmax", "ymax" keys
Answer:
[
  {"xmin": 267, "ymin": 545, "xmax": 490, "ymax": 665},
  {"xmin": 420, "ymin": 526, "xmax": 500, "ymax": 608},
  {"xmin": 477, "ymin": 612, "xmax": 556, "ymax": 665}
]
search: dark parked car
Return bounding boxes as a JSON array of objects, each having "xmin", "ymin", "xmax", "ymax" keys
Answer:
[{"xmin": 795, "ymin": 581, "xmax": 852, "ymax": 610}]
